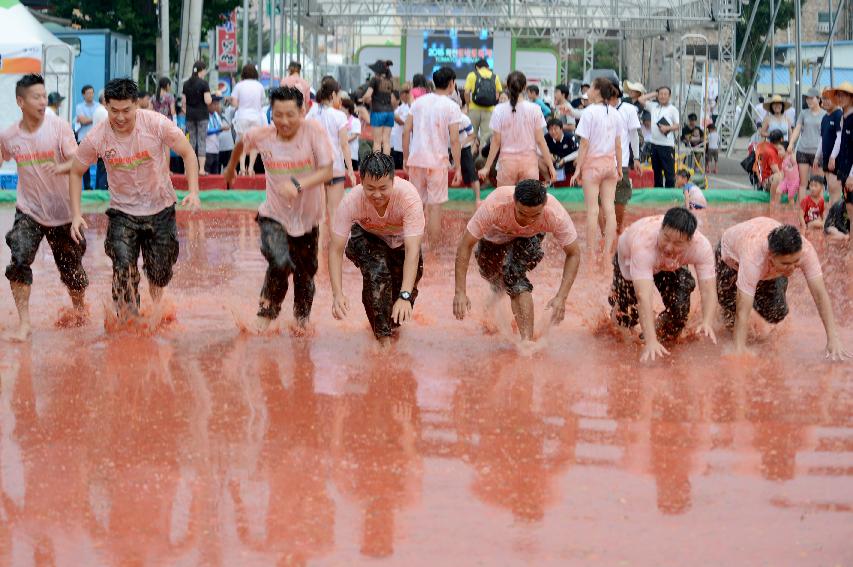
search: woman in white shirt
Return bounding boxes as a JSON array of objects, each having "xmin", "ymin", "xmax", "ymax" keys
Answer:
[
  {"xmin": 759, "ymin": 95, "xmax": 792, "ymax": 143},
  {"xmin": 231, "ymin": 64, "xmax": 267, "ymax": 175},
  {"xmin": 313, "ymin": 77, "xmax": 357, "ymax": 225},
  {"xmin": 477, "ymin": 71, "xmax": 556, "ymax": 187},
  {"xmin": 571, "ymin": 77, "xmax": 623, "ymax": 260},
  {"xmin": 341, "ymin": 98, "xmax": 362, "ymax": 170}
]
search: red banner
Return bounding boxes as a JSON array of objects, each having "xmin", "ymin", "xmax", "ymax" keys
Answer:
[{"xmin": 216, "ymin": 11, "xmax": 238, "ymax": 73}]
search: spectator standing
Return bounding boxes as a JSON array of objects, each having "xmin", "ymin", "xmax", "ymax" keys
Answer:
[
  {"xmin": 182, "ymin": 60, "xmax": 213, "ymax": 174},
  {"xmin": 76, "ymin": 85, "xmax": 97, "ymax": 189},
  {"xmin": 527, "ymin": 84, "xmax": 552, "ymax": 118},
  {"xmin": 463, "ymin": 59, "xmax": 502, "ymax": 152},
  {"xmin": 231, "ymin": 63, "xmax": 267, "ymax": 175},
  {"xmin": 638, "ymin": 86, "xmax": 680, "ymax": 187},
  {"xmin": 46, "ymin": 91, "xmax": 64, "ymax": 117},
  {"xmin": 760, "ymin": 95, "xmax": 792, "ymax": 142},
  {"xmin": 362, "ymin": 60, "xmax": 395, "ymax": 155},
  {"xmin": 787, "ymin": 87, "xmax": 826, "ymax": 202},
  {"xmin": 152, "ymin": 77, "xmax": 176, "ymax": 120}
]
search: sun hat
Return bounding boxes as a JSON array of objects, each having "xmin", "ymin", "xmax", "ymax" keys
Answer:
[
  {"xmin": 822, "ymin": 81, "xmax": 853, "ymax": 104},
  {"xmin": 623, "ymin": 80, "xmax": 646, "ymax": 94},
  {"xmin": 762, "ymin": 94, "xmax": 792, "ymax": 112}
]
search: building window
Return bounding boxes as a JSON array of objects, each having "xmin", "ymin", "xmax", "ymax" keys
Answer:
[{"xmin": 817, "ymin": 11, "xmax": 831, "ymax": 33}]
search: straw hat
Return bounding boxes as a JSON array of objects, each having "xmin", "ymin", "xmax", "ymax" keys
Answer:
[
  {"xmin": 623, "ymin": 80, "xmax": 646, "ymax": 94},
  {"xmin": 822, "ymin": 81, "xmax": 853, "ymax": 103},
  {"xmin": 762, "ymin": 94, "xmax": 791, "ymax": 112}
]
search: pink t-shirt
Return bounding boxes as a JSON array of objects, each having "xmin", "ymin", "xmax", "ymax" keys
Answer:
[
  {"xmin": 489, "ymin": 100, "xmax": 547, "ymax": 157},
  {"xmin": 280, "ymin": 75, "xmax": 311, "ymax": 105},
  {"xmin": 720, "ymin": 217, "xmax": 823, "ymax": 297},
  {"xmin": 466, "ymin": 185, "xmax": 578, "ymax": 247},
  {"xmin": 781, "ymin": 154, "xmax": 799, "ymax": 185},
  {"xmin": 243, "ymin": 121, "xmax": 333, "ymax": 237},
  {"xmin": 0, "ymin": 113, "xmax": 77, "ymax": 226},
  {"xmin": 76, "ymin": 110, "xmax": 185, "ymax": 216},
  {"xmin": 332, "ymin": 177, "xmax": 425, "ymax": 248},
  {"xmin": 575, "ymin": 103, "xmax": 622, "ymax": 159},
  {"xmin": 407, "ymin": 93, "xmax": 463, "ymax": 169},
  {"xmin": 311, "ymin": 104, "xmax": 349, "ymax": 176},
  {"xmin": 617, "ymin": 215, "xmax": 715, "ymax": 281}
]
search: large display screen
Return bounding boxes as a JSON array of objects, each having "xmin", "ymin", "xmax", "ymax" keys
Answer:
[{"xmin": 422, "ymin": 30, "xmax": 493, "ymax": 78}]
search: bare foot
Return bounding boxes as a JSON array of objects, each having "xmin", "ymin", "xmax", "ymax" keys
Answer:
[
  {"xmin": 378, "ymin": 337, "xmax": 393, "ymax": 351},
  {"xmin": 289, "ymin": 318, "xmax": 315, "ymax": 337},
  {"xmin": 55, "ymin": 306, "xmax": 89, "ymax": 328},
  {"xmin": 4, "ymin": 322, "xmax": 32, "ymax": 342},
  {"xmin": 254, "ymin": 316, "xmax": 273, "ymax": 334}
]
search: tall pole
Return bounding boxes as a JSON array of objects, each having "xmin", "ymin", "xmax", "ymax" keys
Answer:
[
  {"xmin": 770, "ymin": 0, "xmax": 776, "ymax": 94},
  {"xmin": 297, "ymin": 0, "xmax": 302, "ymax": 65},
  {"xmin": 159, "ymin": 0, "xmax": 170, "ymax": 79},
  {"xmin": 179, "ymin": 0, "xmax": 190, "ymax": 88},
  {"xmin": 828, "ymin": 0, "xmax": 834, "ymax": 86},
  {"xmin": 278, "ymin": 0, "xmax": 285, "ymax": 79},
  {"xmin": 794, "ymin": 0, "xmax": 802, "ymax": 119},
  {"xmin": 269, "ymin": 0, "xmax": 276, "ymax": 83},
  {"xmin": 257, "ymin": 0, "xmax": 263, "ymax": 67},
  {"xmin": 242, "ymin": 0, "xmax": 249, "ymax": 66}
]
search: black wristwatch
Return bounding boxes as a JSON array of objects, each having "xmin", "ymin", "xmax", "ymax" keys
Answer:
[
  {"xmin": 399, "ymin": 291, "xmax": 412, "ymax": 302},
  {"xmin": 291, "ymin": 176, "xmax": 302, "ymax": 194}
]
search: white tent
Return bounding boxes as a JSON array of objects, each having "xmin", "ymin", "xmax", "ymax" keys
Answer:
[{"xmin": 0, "ymin": 0, "xmax": 74, "ymax": 141}]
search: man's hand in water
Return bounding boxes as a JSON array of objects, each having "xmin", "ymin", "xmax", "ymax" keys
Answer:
[
  {"xmin": 826, "ymin": 337, "xmax": 851, "ymax": 361},
  {"xmin": 640, "ymin": 340, "xmax": 670, "ymax": 362},
  {"xmin": 392, "ymin": 298, "xmax": 413, "ymax": 324},
  {"xmin": 181, "ymin": 192, "xmax": 201, "ymax": 211},
  {"xmin": 70, "ymin": 215, "xmax": 88, "ymax": 244},
  {"xmin": 695, "ymin": 321, "xmax": 717, "ymax": 344},
  {"xmin": 331, "ymin": 294, "xmax": 350, "ymax": 320},
  {"xmin": 453, "ymin": 291, "xmax": 471, "ymax": 320},
  {"xmin": 546, "ymin": 295, "xmax": 567, "ymax": 324}
]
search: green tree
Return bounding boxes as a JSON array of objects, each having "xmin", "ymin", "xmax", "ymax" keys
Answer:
[
  {"xmin": 50, "ymin": 0, "xmax": 241, "ymax": 78},
  {"xmin": 736, "ymin": 0, "xmax": 799, "ymax": 85}
]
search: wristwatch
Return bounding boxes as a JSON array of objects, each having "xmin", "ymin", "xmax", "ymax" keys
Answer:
[
  {"xmin": 399, "ymin": 290, "xmax": 412, "ymax": 302},
  {"xmin": 291, "ymin": 176, "xmax": 302, "ymax": 194}
]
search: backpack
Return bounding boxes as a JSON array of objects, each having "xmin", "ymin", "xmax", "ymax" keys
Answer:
[{"xmin": 472, "ymin": 69, "xmax": 498, "ymax": 107}]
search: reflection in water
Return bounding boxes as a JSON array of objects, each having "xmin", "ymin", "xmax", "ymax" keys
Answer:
[{"xmin": 0, "ymin": 205, "xmax": 850, "ymax": 564}]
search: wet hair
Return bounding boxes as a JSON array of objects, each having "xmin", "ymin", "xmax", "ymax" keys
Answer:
[
  {"xmin": 81, "ymin": 84, "xmax": 94, "ymax": 95},
  {"xmin": 592, "ymin": 77, "xmax": 617, "ymax": 102},
  {"xmin": 340, "ymin": 97, "xmax": 356, "ymax": 116},
  {"xmin": 555, "ymin": 84, "xmax": 570, "ymax": 97},
  {"xmin": 269, "ymin": 86, "xmax": 304, "ymax": 109},
  {"xmin": 768, "ymin": 130, "xmax": 784, "ymax": 144},
  {"xmin": 546, "ymin": 118, "xmax": 563, "ymax": 130},
  {"xmin": 506, "ymin": 71, "xmax": 527, "ymax": 113},
  {"xmin": 191, "ymin": 59, "xmax": 206, "ymax": 77},
  {"xmin": 676, "ymin": 169, "xmax": 691, "ymax": 180},
  {"xmin": 514, "ymin": 179, "xmax": 547, "ymax": 207},
  {"xmin": 661, "ymin": 207, "xmax": 698, "ymax": 238},
  {"xmin": 475, "ymin": 58, "xmax": 489, "ymax": 69},
  {"xmin": 15, "ymin": 73, "xmax": 44, "ymax": 98},
  {"xmin": 808, "ymin": 174, "xmax": 826, "ymax": 187},
  {"xmin": 241, "ymin": 64, "xmax": 259, "ymax": 80},
  {"xmin": 103, "ymin": 78, "xmax": 139, "ymax": 103},
  {"xmin": 767, "ymin": 224, "xmax": 802, "ymax": 256},
  {"xmin": 432, "ymin": 66, "xmax": 456, "ymax": 90},
  {"xmin": 359, "ymin": 151, "xmax": 395, "ymax": 180},
  {"xmin": 527, "ymin": 84, "xmax": 539, "ymax": 96},
  {"xmin": 316, "ymin": 77, "xmax": 340, "ymax": 103},
  {"xmin": 412, "ymin": 74, "xmax": 427, "ymax": 89},
  {"xmin": 657, "ymin": 86, "xmax": 672, "ymax": 95}
]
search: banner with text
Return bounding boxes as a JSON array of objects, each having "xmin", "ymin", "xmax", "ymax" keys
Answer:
[{"xmin": 216, "ymin": 11, "xmax": 238, "ymax": 73}]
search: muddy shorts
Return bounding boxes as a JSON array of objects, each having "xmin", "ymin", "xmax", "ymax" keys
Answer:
[
  {"xmin": 615, "ymin": 167, "xmax": 633, "ymax": 205},
  {"xmin": 345, "ymin": 224, "xmax": 424, "ymax": 338},
  {"xmin": 256, "ymin": 215, "xmax": 319, "ymax": 321},
  {"xmin": 715, "ymin": 243, "xmax": 788, "ymax": 327},
  {"xmin": 5, "ymin": 209, "xmax": 88, "ymax": 291},
  {"xmin": 608, "ymin": 253, "xmax": 695, "ymax": 341},
  {"xmin": 105, "ymin": 205, "xmax": 179, "ymax": 312},
  {"xmin": 475, "ymin": 234, "xmax": 545, "ymax": 297}
]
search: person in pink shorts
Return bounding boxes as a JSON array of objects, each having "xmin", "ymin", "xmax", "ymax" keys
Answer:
[
  {"xmin": 477, "ymin": 71, "xmax": 556, "ymax": 188},
  {"xmin": 571, "ymin": 77, "xmax": 623, "ymax": 260},
  {"xmin": 402, "ymin": 66, "xmax": 463, "ymax": 245},
  {"xmin": 453, "ymin": 180, "xmax": 581, "ymax": 345},
  {"xmin": 777, "ymin": 151, "xmax": 800, "ymax": 205}
]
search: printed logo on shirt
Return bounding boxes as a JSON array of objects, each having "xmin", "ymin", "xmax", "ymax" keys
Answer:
[
  {"xmin": 104, "ymin": 148, "xmax": 154, "ymax": 170},
  {"xmin": 14, "ymin": 150, "xmax": 54, "ymax": 167},
  {"xmin": 264, "ymin": 157, "xmax": 313, "ymax": 176}
]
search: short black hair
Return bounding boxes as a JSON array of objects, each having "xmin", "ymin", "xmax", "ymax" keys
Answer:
[
  {"xmin": 527, "ymin": 84, "xmax": 540, "ymax": 95},
  {"xmin": 768, "ymin": 130, "xmax": 784, "ymax": 144},
  {"xmin": 15, "ymin": 74, "xmax": 44, "ymax": 98},
  {"xmin": 270, "ymin": 86, "xmax": 304, "ymax": 109},
  {"xmin": 514, "ymin": 179, "xmax": 547, "ymax": 207},
  {"xmin": 474, "ymin": 59, "xmax": 489, "ymax": 69},
  {"xmin": 81, "ymin": 84, "xmax": 94, "ymax": 95},
  {"xmin": 103, "ymin": 78, "xmax": 139, "ymax": 103},
  {"xmin": 808, "ymin": 174, "xmax": 826, "ymax": 187},
  {"xmin": 546, "ymin": 118, "xmax": 563, "ymax": 129},
  {"xmin": 661, "ymin": 207, "xmax": 698, "ymax": 238},
  {"xmin": 359, "ymin": 152, "xmax": 395, "ymax": 180},
  {"xmin": 581, "ymin": 83, "xmax": 590, "ymax": 89},
  {"xmin": 289, "ymin": 60, "xmax": 302, "ymax": 72},
  {"xmin": 555, "ymin": 84, "xmax": 570, "ymax": 97},
  {"xmin": 433, "ymin": 66, "xmax": 456, "ymax": 89},
  {"xmin": 658, "ymin": 86, "xmax": 672, "ymax": 95},
  {"xmin": 688, "ymin": 113, "xmax": 698, "ymax": 121},
  {"xmin": 676, "ymin": 169, "xmax": 691, "ymax": 180},
  {"xmin": 767, "ymin": 224, "xmax": 802, "ymax": 256},
  {"xmin": 138, "ymin": 90, "xmax": 149, "ymax": 98}
]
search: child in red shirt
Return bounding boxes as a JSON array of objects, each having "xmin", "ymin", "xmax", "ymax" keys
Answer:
[{"xmin": 800, "ymin": 175, "xmax": 826, "ymax": 229}]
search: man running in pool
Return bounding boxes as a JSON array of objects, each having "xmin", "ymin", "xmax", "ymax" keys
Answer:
[
  {"xmin": 70, "ymin": 78, "xmax": 201, "ymax": 320},
  {"xmin": 609, "ymin": 208, "xmax": 718, "ymax": 362},
  {"xmin": 1, "ymin": 74, "xmax": 88, "ymax": 341},
  {"xmin": 224, "ymin": 86, "xmax": 333, "ymax": 333},
  {"xmin": 453, "ymin": 179, "xmax": 581, "ymax": 344},
  {"xmin": 328, "ymin": 152, "xmax": 425, "ymax": 347},
  {"xmin": 717, "ymin": 217, "xmax": 849, "ymax": 359}
]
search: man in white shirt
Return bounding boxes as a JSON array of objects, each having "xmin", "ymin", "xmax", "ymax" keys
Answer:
[
  {"xmin": 391, "ymin": 88, "xmax": 411, "ymax": 169},
  {"xmin": 638, "ymin": 86, "xmax": 680, "ymax": 188},
  {"xmin": 611, "ymin": 81, "xmax": 642, "ymax": 232}
]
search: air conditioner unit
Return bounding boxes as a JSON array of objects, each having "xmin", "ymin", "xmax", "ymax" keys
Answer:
[{"xmin": 817, "ymin": 22, "xmax": 830, "ymax": 33}]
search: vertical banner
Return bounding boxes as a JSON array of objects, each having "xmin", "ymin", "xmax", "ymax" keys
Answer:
[{"xmin": 216, "ymin": 10, "xmax": 238, "ymax": 73}]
